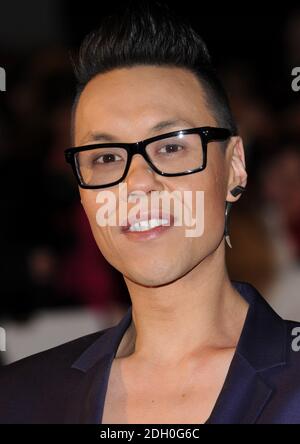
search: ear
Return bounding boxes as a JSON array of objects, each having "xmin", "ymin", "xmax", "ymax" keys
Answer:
[{"xmin": 225, "ymin": 136, "xmax": 248, "ymax": 203}]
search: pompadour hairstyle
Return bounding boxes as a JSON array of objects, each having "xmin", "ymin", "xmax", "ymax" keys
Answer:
[{"xmin": 71, "ymin": 0, "xmax": 237, "ymax": 140}]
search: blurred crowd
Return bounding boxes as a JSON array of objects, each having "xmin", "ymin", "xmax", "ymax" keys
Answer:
[
  {"xmin": 0, "ymin": 4, "xmax": 299, "ymax": 362},
  {"xmin": 223, "ymin": 11, "xmax": 300, "ymax": 316},
  {"xmin": 0, "ymin": 48, "xmax": 131, "ymax": 363}
]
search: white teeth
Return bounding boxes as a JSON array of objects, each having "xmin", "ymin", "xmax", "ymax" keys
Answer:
[{"xmin": 128, "ymin": 218, "xmax": 169, "ymax": 232}]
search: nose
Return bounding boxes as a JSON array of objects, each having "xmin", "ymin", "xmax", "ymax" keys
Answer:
[{"xmin": 125, "ymin": 153, "xmax": 164, "ymax": 195}]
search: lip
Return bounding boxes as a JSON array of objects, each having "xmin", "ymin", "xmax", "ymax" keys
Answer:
[
  {"xmin": 120, "ymin": 210, "xmax": 175, "ymax": 241},
  {"xmin": 121, "ymin": 223, "xmax": 173, "ymax": 242}
]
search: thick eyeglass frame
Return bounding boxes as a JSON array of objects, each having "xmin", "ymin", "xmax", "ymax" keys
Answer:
[{"xmin": 64, "ymin": 126, "xmax": 232, "ymax": 189}]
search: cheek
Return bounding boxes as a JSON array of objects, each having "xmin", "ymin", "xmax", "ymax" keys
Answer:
[
  {"xmin": 204, "ymin": 165, "xmax": 227, "ymax": 235},
  {"xmin": 79, "ymin": 189, "xmax": 110, "ymax": 248},
  {"xmin": 79, "ymin": 189, "xmax": 124, "ymax": 265},
  {"xmin": 180, "ymin": 161, "xmax": 226, "ymax": 240},
  {"xmin": 182, "ymin": 161, "xmax": 225, "ymax": 208},
  {"xmin": 79, "ymin": 189, "xmax": 99, "ymax": 226}
]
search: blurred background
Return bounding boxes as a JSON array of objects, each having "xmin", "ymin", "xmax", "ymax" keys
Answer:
[{"xmin": 0, "ymin": 0, "xmax": 299, "ymax": 364}]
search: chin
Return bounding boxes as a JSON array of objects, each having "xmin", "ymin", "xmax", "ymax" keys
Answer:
[
  {"xmin": 122, "ymin": 259, "xmax": 194, "ymax": 288},
  {"xmin": 125, "ymin": 273, "xmax": 178, "ymax": 288}
]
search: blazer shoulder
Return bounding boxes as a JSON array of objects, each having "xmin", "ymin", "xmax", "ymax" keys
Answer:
[
  {"xmin": 0, "ymin": 325, "xmax": 114, "ymax": 423},
  {"xmin": 0, "ymin": 325, "xmax": 111, "ymax": 378}
]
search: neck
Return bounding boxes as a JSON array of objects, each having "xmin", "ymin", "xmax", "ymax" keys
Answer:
[{"xmin": 121, "ymin": 240, "xmax": 249, "ymax": 366}]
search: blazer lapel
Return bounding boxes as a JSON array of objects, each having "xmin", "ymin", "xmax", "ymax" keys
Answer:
[
  {"xmin": 206, "ymin": 352, "xmax": 274, "ymax": 423},
  {"xmin": 63, "ymin": 353, "xmax": 112, "ymax": 423},
  {"xmin": 64, "ymin": 307, "xmax": 133, "ymax": 424},
  {"xmin": 63, "ymin": 281, "xmax": 287, "ymax": 424},
  {"xmin": 207, "ymin": 281, "xmax": 287, "ymax": 424}
]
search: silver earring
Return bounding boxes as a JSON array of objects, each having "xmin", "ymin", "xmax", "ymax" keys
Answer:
[
  {"xmin": 224, "ymin": 201, "xmax": 233, "ymax": 248},
  {"xmin": 224, "ymin": 186, "xmax": 245, "ymax": 248}
]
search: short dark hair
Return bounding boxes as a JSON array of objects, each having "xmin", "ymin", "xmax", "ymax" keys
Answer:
[{"xmin": 71, "ymin": 0, "xmax": 237, "ymax": 141}]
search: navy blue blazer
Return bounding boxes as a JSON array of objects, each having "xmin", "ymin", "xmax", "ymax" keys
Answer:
[{"xmin": 1, "ymin": 280, "xmax": 300, "ymax": 424}]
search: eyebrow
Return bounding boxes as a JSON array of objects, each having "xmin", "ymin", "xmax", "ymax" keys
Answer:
[{"xmin": 81, "ymin": 119, "xmax": 194, "ymax": 144}]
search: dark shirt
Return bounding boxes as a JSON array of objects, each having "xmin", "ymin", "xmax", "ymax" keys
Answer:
[{"xmin": 0, "ymin": 280, "xmax": 300, "ymax": 424}]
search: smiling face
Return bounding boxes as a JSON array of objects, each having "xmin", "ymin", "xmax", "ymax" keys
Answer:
[{"xmin": 74, "ymin": 65, "xmax": 239, "ymax": 287}]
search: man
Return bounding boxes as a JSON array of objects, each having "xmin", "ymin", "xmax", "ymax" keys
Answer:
[{"xmin": 1, "ymin": 1, "xmax": 300, "ymax": 424}]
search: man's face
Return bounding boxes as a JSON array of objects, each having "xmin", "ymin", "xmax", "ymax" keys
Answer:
[{"xmin": 75, "ymin": 66, "xmax": 233, "ymax": 286}]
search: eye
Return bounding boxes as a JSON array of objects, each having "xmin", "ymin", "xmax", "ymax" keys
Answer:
[
  {"xmin": 94, "ymin": 153, "xmax": 123, "ymax": 164},
  {"xmin": 159, "ymin": 144, "xmax": 184, "ymax": 154}
]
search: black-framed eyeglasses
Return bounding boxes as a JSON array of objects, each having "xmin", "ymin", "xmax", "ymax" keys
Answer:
[{"xmin": 64, "ymin": 126, "xmax": 231, "ymax": 189}]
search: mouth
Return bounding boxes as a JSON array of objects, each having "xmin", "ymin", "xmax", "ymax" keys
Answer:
[{"xmin": 120, "ymin": 211, "xmax": 175, "ymax": 240}]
